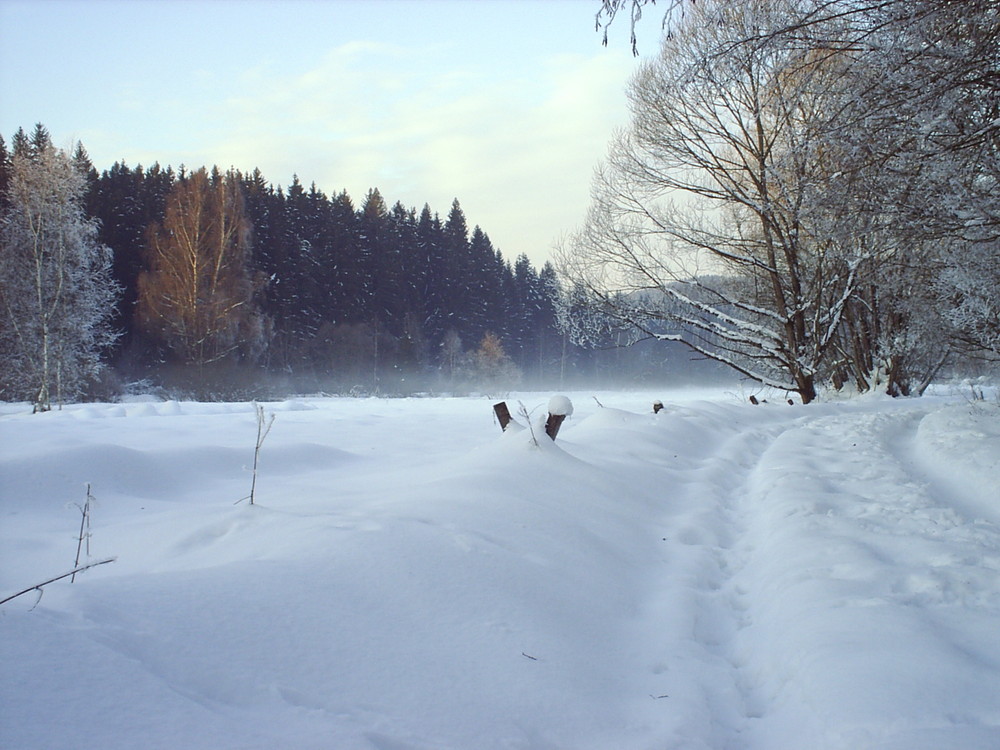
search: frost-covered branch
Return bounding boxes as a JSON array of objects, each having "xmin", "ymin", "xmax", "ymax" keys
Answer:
[{"xmin": 0, "ymin": 557, "xmax": 116, "ymax": 607}]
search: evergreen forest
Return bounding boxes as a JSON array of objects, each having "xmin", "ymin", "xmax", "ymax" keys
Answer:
[{"xmin": 1, "ymin": 124, "xmax": 710, "ymax": 404}]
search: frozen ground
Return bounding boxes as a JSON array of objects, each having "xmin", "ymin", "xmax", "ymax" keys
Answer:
[{"xmin": 1, "ymin": 386, "xmax": 998, "ymax": 749}]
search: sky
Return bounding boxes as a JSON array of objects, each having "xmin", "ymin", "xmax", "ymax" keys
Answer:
[{"xmin": 0, "ymin": 0, "xmax": 660, "ymax": 267}]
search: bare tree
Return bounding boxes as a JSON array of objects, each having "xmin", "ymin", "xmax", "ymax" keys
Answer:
[
  {"xmin": 137, "ymin": 168, "xmax": 265, "ymax": 367},
  {"xmin": 573, "ymin": 0, "xmax": 999, "ymax": 398},
  {"xmin": 563, "ymin": 0, "xmax": 865, "ymax": 403},
  {"xmin": 807, "ymin": 0, "xmax": 1000, "ymax": 389},
  {"xmin": 0, "ymin": 135, "xmax": 118, "ymax": 411}
]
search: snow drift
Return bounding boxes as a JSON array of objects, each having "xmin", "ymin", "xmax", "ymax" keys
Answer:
[{"xmin": 1, "ymin": 387, "xmax": 998, "ymax": 749}]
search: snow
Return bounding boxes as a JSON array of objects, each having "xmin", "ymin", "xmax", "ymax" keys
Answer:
[
  {"xmin": 1, "ymin": 386, "xmax": 999, "ymax": 749},
  {"xmin": 548, "ymin": 394, "xmax": 574, "ymax": 416}
]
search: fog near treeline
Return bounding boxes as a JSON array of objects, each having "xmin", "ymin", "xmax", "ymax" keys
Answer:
[{"xmin": 2, "ymin": 126, "xmax": 733, "ymax": 404}]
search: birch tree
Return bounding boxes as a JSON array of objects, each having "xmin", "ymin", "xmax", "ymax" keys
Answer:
[
  {"xmin": 0, "ymin": 137, "xmax": 118, "ymax": 411},
  {"xmin": 137, "ymin": 167, "xmax": 265, "ymax": 367}
]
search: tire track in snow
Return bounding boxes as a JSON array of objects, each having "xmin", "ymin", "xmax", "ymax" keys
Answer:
[
  {"xmin": 729, "ymin": 403, "xmax": 1000, "ymax": 749},
  {"xmin": 644, "ymin": 402, "xmax": 801, "ymax": 748},
  {"xmin": 901, "ymin": 405, "xmax": 1000, "ymax": 529}
]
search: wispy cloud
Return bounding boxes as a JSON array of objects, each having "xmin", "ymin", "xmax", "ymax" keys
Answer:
[
  {"xmin": 72, "ymin": 36, "xmax": 636, "ymax": 264},
  {"xmin": 198, "ymin": 40, "xmax": 634, "ymax": 261},
  {"xmin": 1, "ymin": 0, "xmax": 645, "ymax": 263}
]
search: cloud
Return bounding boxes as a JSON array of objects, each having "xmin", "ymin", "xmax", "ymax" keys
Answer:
[{"xmin": 89, "ymin": 37, "xmax": 637, "ymax": 265}]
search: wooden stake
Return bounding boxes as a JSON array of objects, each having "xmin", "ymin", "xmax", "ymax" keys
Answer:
[
  {"xmin": 493, "ymin": 401, "xmax": 513, "ymax": 431},
  {"xmin": 544, "ymin": 413, "xmax": 566, "ymax": 440}
]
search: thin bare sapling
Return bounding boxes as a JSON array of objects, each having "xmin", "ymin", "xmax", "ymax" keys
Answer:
[
  {"xmin": 238, "ymin": 402, "xmax": 275, "ymax": 506},
  {"xmin": 70, "ymin": 483, "xmax": 95, "ymax": 582},
  {"xmin": 518, "ymin": 401, "xmax": 540, "ymax": 447},
  {"xmin": 1, "ymin": 484, "xmax": 115, "ymax": 607}
]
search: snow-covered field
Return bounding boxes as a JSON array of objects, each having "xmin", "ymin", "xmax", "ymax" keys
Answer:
[{"xmin": 1, "ymin": 386, "xmax": 998, "ymax": 750}]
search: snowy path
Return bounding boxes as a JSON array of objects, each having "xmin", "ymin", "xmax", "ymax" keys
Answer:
[
  {"xmin": 609, "ymin": 402, "xmax": 810, "ymax": 747},
  {"xmin": 727, "ymin": 403, "xmax": 1000, "ymax": 749},
  {"xmin": 569, "ymin": 396, "xmax": 1000, "ymax": 749},
  {"xmin": 1, "ymin": 390, "xmax": 999, "ymax": 749}
]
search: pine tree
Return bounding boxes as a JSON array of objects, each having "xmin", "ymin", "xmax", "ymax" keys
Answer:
[
  {"xmin": 467, "ymin": 226, "xmax": 501, "ymax": 346},
  {"xmin": 88, "ymin": 161, "xmax": 175, "ymax": 366},
  {"xmin": 358, "ymin": 187, "xmax": 389, "ymax": 319},
  {"xmin": 71, "ymin": 142, "xmax": 97, "ymax": 185},
  {"xmin": 10, "ymin": 127, "xmax": 30, "ymax": 160},
  {"xmin": 417, "ymin": 204, "xmax": 448, "ymax": 349},
  {"xmin": 0, "ymin": 135, "xmax": 10, "ymax": 211},
  {"xmin": 325, "ymin": 189, "xmax": 362, "ymax": 323},
  {"xmin": 442, "ymin": 199, "xmax": 472, "ymax": 342},
  {"xmin": 535, "ymin": 262, "xmax": 562, "ymax": 381},
  {"xmin": 509, "ymin": 253, "xmax": 539, "ymax": 367},
  {"xmin": 28, "ymin": 123, "xmax": 51, "ymax": 158}
]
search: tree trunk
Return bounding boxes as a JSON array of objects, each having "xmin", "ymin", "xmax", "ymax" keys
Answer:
[{"xmin": 796, "ymin": 377, "xmax": 817, "ymax": 405}]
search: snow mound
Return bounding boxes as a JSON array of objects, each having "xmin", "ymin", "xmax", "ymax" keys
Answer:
[
  {"xmin": 547, "ymin": 394, "xmax": 573, "ymax": 416},
  {"xmin": 2, "ymin": 390, "xmax": 998, "ymax": 749}
]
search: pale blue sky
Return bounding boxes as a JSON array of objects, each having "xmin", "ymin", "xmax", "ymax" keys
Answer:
[{"xmin": 0, "ymin": 0, "xmax": 657, "ymax": 265}]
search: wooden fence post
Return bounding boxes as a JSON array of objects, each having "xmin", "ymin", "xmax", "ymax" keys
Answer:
[
  {"xmin": 544, "ymin": 413, "xmax": 566, "ymax": 440},
  {"xmin": 493, "ymin": 401, "xmax": 513, "ymax": 431},
  {"xmin": 545, "ymin": 395, "xmax": 573, "ymax": 441}
]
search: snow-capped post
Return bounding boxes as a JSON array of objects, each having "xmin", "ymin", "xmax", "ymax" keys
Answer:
[
  {"xmin": 493, "ymin": 401, "xmax": 513, "ymax": 431},
  {"xmin": 653, "ymin": 400, "xmax": 664, "ymax": 414},
  {"xmin": 545, "ymin": 395, "xmax": 573, "ymax": 441}
]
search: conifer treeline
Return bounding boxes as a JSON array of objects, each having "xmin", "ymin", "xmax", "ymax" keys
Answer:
[
  {"xmin": 2, "ymin": 124, "xmax": 725, "ymax": 401},
  {"xmin": 82, "ymin": 156, "xmax": 567, "ymax": 392}
]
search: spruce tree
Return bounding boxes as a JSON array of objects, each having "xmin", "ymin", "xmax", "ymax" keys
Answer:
[
  {"xmin": 88, "ymin": 161, "xmax": 174, "ymax": 366},
  {"xmin": 326, "ymin": 190, "xmax": 362, "ymax": 322},
  {"xmin": 10, "ymin": 127, "xmax": 30, "ymax": 159},
  {"xmin": 28, "ymin": 123, "xmax": 51, "ymax": 158},
  {"xmin": 442, "ymin": 199, "xmax": 471, "ymax": 343},
  {"xmin": 417, "ymin": 204, "xmax": 448, "ymax": 350},
  {"xmin": 0, "ymin": 135, "xmax": 10, "ymax": 211}
]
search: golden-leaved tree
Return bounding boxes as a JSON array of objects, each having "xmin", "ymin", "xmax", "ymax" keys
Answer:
[
  {"xmin": 467, "ymin": 332, "xmax": 522, "ymax": 393},
  {"xmin": 137, "ymin": 168, "xmax": 266, "ymax": 367}
]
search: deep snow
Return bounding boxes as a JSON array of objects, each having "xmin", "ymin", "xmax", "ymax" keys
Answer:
[{"xmin": 1, "ymin": 387, "xmax": 998, "ymax": 749}]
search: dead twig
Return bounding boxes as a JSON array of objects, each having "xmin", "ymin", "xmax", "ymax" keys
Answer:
[
  {"xmin": 0, "ymin": 557, "xmax": 117, "ymax": 607},
  {"xmin": 518, "ymin": 401, "xmax": 540, "ymax": 447},
  {"xmin": 71, "ymin": 483, "xmax": 95, "ymax": 582},
  {"xmin": 238, "ymin": 403, "xmax": 275, "ymax": 505}
]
